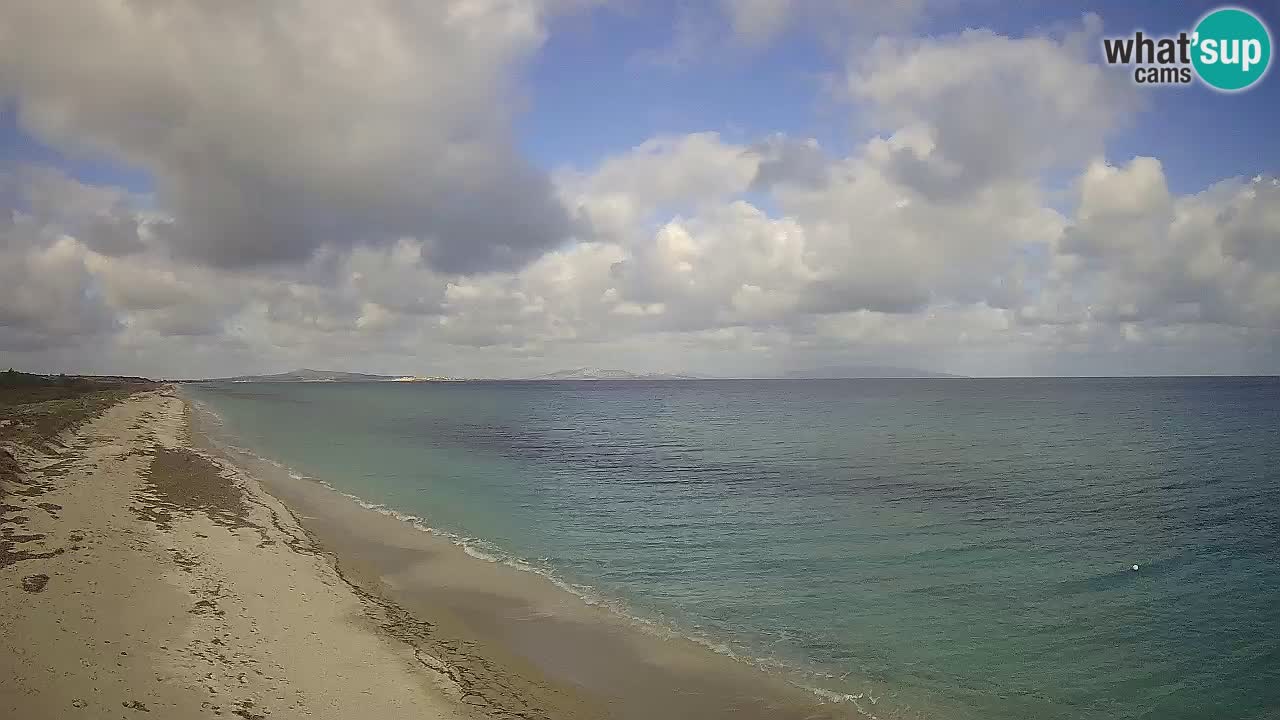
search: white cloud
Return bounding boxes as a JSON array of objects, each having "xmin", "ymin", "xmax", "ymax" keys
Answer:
[
  {"xmin": 0, "ymin": 214, "xmax": 116, "ymax": 349},
  {"xmin": 1042, "ymin": 159, "xmax": 1280, "ymax": 331},
  {"xmin": 0, "ymin": 9, "xmax": 1276, "ymax": 378},
  {"xmin": 849, "ymin": 15, "xmax": 1139, "ymax": 199},
  {"xmin": 14, "ymin": 165, "xmax": 152, "ymax": 256},
  {"xmin": 558, "ymin": 132, "xmax": 761, "ymax": 242},
  {"xmin": 0, "ymin": 0, "xmax": 575, "ymax": 272}
]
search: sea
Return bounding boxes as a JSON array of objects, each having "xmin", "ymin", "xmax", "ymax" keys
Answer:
[{"xmin": 183, "ymin": 377, "xmax": 1280, "ymax": 720}]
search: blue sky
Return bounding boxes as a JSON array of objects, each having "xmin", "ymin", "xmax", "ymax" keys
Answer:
[
  {"xmin": 1, "ymin": 102, "xmax": 152, "ymax": 194},
  {"xmin": 4, "ymin": 2, "xmax": 1278, "ymax": 207},
  {"xmin": 0, "ymin": 1, "xmax": 1277, "ymax": 378},
  {"xmin": 520, "ymin": 1, "xmax": 1280, "ymax": 194}
]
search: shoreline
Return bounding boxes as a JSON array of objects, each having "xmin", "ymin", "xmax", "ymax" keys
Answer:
[
  {"xmin": 186, "ymin": 393, "xmax": 874, "ymax": 720},
  {"xmin": 1, "ymin": 388, "xmax": 479, "ymax": 718},
  {"xmin": 3, "ymin": 386, "xmax": 872, "ymax": 719}
]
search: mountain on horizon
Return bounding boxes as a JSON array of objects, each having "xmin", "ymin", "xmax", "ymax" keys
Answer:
[
  {"xmin": 193, "ymin": 365, "xmax": 961, "ymax": 383},
  {"xmin": 531, "ymin": 367, "xmax": 700, "ymax": 381},
  {"xmin": 206, "ymin": 368, "xmax": 400, "ymax": 383},
  {"xmin": 779, "ymin": 365, "xmax": 963, "ymax": 379}
]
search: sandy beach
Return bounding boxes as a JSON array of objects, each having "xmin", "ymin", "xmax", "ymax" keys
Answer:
[
  {"xmin": 1, "ymin": 386, "xmax": 861, "ymax": 720},
  {"xmin": 1, "ymin": 388, "xmax": 484, "ymax": 719}
]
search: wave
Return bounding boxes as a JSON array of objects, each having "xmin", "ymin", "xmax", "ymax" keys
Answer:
[{"xmin": 181, "ymin": 391, "xmax": 892, "ymax": 715}]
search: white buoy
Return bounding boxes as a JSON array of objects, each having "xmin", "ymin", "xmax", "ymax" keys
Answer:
[{"xmin": 1132, "ymin": 564, "xmax": 1139, "ymax": 571}]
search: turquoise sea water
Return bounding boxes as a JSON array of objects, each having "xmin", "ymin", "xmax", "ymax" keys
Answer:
[{"xmin": 185, "ymin": 378, "xmax": 1280, "ymax": 719}]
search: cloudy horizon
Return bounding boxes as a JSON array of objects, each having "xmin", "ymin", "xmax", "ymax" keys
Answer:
[{"xmin": 2, "ymin": 1, "xmax": 1278, "ymax": 379}]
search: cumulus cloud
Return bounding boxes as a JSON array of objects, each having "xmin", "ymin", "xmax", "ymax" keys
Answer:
[
  {"xmin": 849, "ymin": 14, "xmax": 1138, "ymax": 200},
  {"xmin": 84, "ymin": 253, "xmax": 242, "ymax": 337},
  {"xmin": 0, "ymin": 7, "xmax": 1275, "ymax": 378},
  {"xmin": 15, "ymin": 166, "xmax": 151, "ymax": 256},
  {"xmin": 749, "ymin": 135, "xmax": 830, "ymax": 191},
  {"xmin": 0, "ymin": 0, "xmax": 574, "ymax": 272},
  {"xmin": 1042, "ymin": 159, "xmax": 1280, "ymax": 330},
  {"xmin": 0, "ymin": 214, "xmax": 117, "ymax": 348},
  {"xmin": 558, "ymin": 132, "xmax": 761, "ymax": 241}
]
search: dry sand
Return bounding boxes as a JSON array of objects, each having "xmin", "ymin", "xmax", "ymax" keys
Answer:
[
  {"xmin": 193, "ymin": 405, "xmax": 863, "ymax": 720},
  {"xmin": 2, "ymin": 387, "xmax": 863, "ymax": 720},
  {"xmin": 0, "ymin": 389, "xmax": 473, "ymax": 719}
]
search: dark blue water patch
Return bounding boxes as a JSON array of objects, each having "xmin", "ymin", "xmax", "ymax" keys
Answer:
[{"xmin": 186, "ymin": 377, "xmax": 1280, "ymax": 720}]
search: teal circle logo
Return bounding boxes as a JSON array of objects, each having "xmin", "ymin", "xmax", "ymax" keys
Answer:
[{"xmin": 1192, "ymin": 7, "xmax": 1272, "ymax": 91}]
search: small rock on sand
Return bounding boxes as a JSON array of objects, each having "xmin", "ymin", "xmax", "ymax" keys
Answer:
[{"xmin": 21, "ymin": 573, "xmax": 50, "ymax": 593}]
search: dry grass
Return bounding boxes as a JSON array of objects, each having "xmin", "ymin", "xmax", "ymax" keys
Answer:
[
  {"xmin": 1, "ymin": 388, "xmax": 150, "ymax": 448},
  {"xmin": 1, "ymin": 374, "xmax": 157, "ymax": 494}
]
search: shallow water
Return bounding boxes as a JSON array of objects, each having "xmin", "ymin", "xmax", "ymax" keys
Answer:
[{"xmin": 185, "ymin": 378, "xmax": 1280, "ymax": 719}]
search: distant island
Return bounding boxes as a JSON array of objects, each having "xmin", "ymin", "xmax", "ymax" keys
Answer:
[
  {"xmin": 189, "ymin": 368, "xmax": 459, "ymax": 383},
  {"xmin": 779, "ymin": 365, "xmax": 964, "ymax": 379},
  {"xmin": 182, "ymin": 365, "xmax": 962, "ymax": 383},
  {"xmin": 531, "ymin": 367, "xmax": 701, "ymax": 381},
  {"xmin": 528, "ymin": 365, "xmax": 961, "ymax": 380}
]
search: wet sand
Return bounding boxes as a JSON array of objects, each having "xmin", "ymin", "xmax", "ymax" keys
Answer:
[
  {"xmin": 191, "ymin": 402, "xmax": 865, "ymax": 720},
  {"xmin": 1, "ymin": 390, "xmax": 471, "ymax": 719},
  {"xmin": 2, "ymin": 387, "xmax": 864, "ymax": 719}
]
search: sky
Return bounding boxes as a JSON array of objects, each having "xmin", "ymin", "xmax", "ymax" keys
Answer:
[{"xmin": 1, "ymin": 0, "xmax": 1278, "ymax": 379}]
